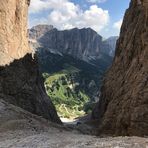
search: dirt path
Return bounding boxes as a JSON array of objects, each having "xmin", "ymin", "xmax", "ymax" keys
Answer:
[{"xmin": 0, "ymin": 99, "xmax": 148, "ymax": 148}]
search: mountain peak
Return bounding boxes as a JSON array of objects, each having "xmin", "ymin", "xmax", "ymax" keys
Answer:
[{"xmin": 29, "ymin": 24, "xmax": 54, "ymax": 40}]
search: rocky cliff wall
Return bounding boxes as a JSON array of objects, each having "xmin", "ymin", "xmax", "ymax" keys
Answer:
[
  {"xmin": 29, "ymin": 25, "xmax": 118, "ymax": 64},
  {"xmin": 0, "ymin": 0, "xmax": 61, "ymax": 124},
  {"xmin": 0, "ymin": 0, "xmax": 31, "ymax": 66},
  {"xmin": 29, "ymin": 26, "xmax": 108, "ymax": 61},
  {"xmin": 92, "ymin": 0, "xmax": 148, "ymax": 136}
]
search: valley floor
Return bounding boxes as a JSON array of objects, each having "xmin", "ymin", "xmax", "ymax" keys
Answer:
[{"xmin": 0, "ymin": 99, "xmax": 147, "ymax": 148}]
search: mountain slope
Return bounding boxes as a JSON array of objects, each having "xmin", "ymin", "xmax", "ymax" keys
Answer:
[
  {"xmin": 92, "ymin": 0, "xmax": 148, "ymax": 136},
  {"xmin": 0, "ymin": 99, "xmax": 147, "ymax": 148}
]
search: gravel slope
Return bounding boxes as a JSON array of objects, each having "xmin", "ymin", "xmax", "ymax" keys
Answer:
[{"xmin": 0, "ymin": 99, "xmax": 148, "ymax": 148}]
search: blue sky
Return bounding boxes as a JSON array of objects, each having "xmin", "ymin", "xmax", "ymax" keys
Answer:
[{"xmin": 29, "ymin": 0, "xmax": 130, "ymax": 38}]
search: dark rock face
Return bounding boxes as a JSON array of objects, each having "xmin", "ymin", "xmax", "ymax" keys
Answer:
[
  {"xmin": 27, "ymin": 0, "xmax": 30, "ymax": 6},
  {"xmin": 0, "ymin": 54, "xmax": 61, "ymax": 124},
  {"xmin": 92, "ymin": 0, "xmax": 148, "ymax": 136},
  {"xmin": 0, "ymin": 0, "xmax": 61, "ymax": 124}
]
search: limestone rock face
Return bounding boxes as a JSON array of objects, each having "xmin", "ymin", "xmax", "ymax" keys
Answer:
[
  {"xmin": 0, "ymin": 0, "xmax": 61, "ymax": 123},
  {"xmin": 0, "ymin": 0, "xmax": 31, "ymax": 66},
  {"xmin": 92, "ymin": 0, "xmax": 148, "ymax": 136}
]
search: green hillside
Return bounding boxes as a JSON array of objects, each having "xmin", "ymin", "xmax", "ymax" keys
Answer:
[{"xmin": 43, "ymin": 65, "xmax": 89, "ymax": 118}]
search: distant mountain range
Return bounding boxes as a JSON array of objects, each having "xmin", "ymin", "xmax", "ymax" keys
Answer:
[
  {"xmin": 29, "ymin": 25, "xmax": 118, "ymax": 117},
  {"xmin": 29, "ymin": 25, "xmax": 118, "ymax": 62}
]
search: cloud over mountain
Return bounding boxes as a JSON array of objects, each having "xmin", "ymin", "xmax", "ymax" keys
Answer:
[{"xmin": 29, "ymin": 0, "xmax": 109, "ymax": 32}]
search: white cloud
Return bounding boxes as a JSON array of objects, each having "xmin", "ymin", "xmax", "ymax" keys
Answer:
[
  {"xmin": 29, "ymin": 0, "xmax": 79, "ymax": 14},
  {"xmin": 113, "ymin": 19, "xmax": 123, "ymax": 30},
  {"xmin": 29, "ymin": 0, "xmax": 109, "ymax": 33},
  {"xmin": 29, "ymin": 0, "xmax": 50, "ymax": 13},
  {"xmin": 87, "ymin": 0, "xmax": 107, "ymax": 3}
]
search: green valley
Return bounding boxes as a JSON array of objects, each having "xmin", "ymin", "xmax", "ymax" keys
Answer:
[
  {"xmin": 39, "ymin": 51, "xmax": 112, "ymax": 119},
  {"xmin": 43, "ymin": 65, "xmax": 89, "ymax": 118}
]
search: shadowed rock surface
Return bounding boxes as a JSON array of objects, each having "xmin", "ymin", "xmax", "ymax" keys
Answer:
[
  {"xmin": 0, "ymin": 54, "xmax": 61, "ymax": 123},
  {"xmin": 92, "ymin": 0, "xmax": 148, "ymax": 136},
  {"xmin": 0, "ymin": 0, "xmax": 61, "ymax": 123}
]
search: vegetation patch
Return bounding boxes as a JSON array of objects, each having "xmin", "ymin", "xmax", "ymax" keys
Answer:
[{"xmin": 43, "ymin": 65, "xmax": 89, "ymax": 119}]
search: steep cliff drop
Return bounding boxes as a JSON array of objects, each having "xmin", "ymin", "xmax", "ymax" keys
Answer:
[
  {"xmin": 0, "ymin": 0, "xmax": 61, "ymax": 123},
  {"xmin": 92, "ymin": 0, "xmax": 148, "ymax": 136}
]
